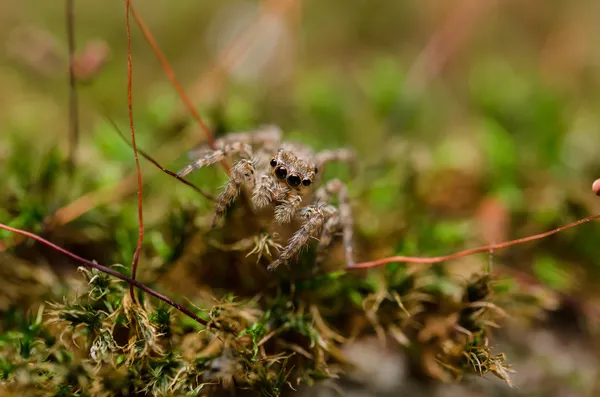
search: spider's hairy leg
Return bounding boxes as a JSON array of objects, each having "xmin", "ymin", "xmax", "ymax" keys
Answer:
[
  {"xmin": 274, "ymin": 193, "xmax": 303, "ymax": 223},
  {"xmin": 217, "ymin": 125, "xmax": 283, "ymax": 152},
  {"xmin": 315, "ymin": 148, "xmax": 356, "ymax": 171},
  {"xmin": 177, "ymin": 142, "xmax": 252, "ymax": 178},
  {"xmin": 267, "ymin": 206, "xmax": 325, "ymax": 271},
  {"xmin": 187, "ymin": 125, "xmax": 282, "ymax": 160},
  {"xmin": 315, "ymin": 207, "xmax": 341, "ymax": 266},
  {"xmin": 315, "ymin": 178, "xmax": 356, "ymax": 267},
  {"xmin": 211, "ymin": 159, "xmax": 256, "ymax": 228}
]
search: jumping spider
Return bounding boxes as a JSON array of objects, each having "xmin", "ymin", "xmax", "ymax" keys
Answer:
[{"xmin": 177, "ymin": 125, "xmax": 356, "ymax": 271}]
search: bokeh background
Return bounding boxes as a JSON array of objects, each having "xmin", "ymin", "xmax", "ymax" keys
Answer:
[{"xmin": 2, "ymin": 1, "xmax": 600, "ymax": 396}]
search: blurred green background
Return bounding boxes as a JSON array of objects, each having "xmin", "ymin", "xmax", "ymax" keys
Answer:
[{"xmin": 2, "ymin": 0, "xmax": 600, "ymax": 395}]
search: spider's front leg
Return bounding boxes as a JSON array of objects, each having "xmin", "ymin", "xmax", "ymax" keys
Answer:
[
  {"xmin": 314, "ymin": 206, "xmax": 340, "ymax": 266},
  {"xmin": 267, "ymin": 206, "xmax": 325, "ymax": 271},
  {"xmin": 177, "ymin": 142, "xmax": 252, "ymax": 178},
  {"xmin": 211, "ymin": 159, "xmax": 256, "ymax": 228},
  {"xmin": 314, "ymin": 179, "xmax": 356, "ymax": 268}
]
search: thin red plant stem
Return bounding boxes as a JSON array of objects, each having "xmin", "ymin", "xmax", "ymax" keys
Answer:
[
  {"xmin": 347, "ymin": 214, "xmax": 600, "ymax": 270},
  {"xmin": 129, "ymin": 3, "xmax": 218, "ymax": 151},
  {"xmin": 66, "ymin": 0, "xmax": 78, "ymax": 171},
  {"xmin": 126, "ymin": 0, "xmax": 144, "ymax": 301},
  {"xmin": 0, "ymin": 223, "xmax": 208, "ymax": 326}
]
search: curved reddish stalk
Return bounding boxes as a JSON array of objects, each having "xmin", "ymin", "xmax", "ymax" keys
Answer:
[
  {"xmin": 347, "ymin": 214, "xmax": 600, "ymax": 270},
  {"xmin": 0, "ymin": 223, "xmax": 208, "ymax": 326},
  {"xmin": 126, "ymin": 0, "xmax": 144, "ymax": 301},
  {"xmin": 129, "ymin": 3, "xmax": 217, "ymax": 150}
]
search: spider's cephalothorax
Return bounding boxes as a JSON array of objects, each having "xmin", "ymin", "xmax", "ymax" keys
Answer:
[{"xmin": 177, "ymin": 125, "xmax": 356, "ymax": 270}]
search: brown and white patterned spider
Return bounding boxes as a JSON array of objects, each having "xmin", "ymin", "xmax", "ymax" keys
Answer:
[{"xmin": 177, "ymin": 125, "xmax": 356, "ymax": 271}]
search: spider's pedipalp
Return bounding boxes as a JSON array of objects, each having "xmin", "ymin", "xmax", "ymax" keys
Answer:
[
  {"xmin": 274, "ymin": 194, "xmax": 303, "ymax": 224},
  {"xmin": 251, "ymin": 174, "xmax": 275, "ymax": 209}
]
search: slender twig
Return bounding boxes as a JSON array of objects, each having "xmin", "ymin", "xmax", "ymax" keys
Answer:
[
  {"xmin": 0, "ymin": 223, "xmax": 208, "ymax": 326},
  {"xmin": 403, "ymin": 0, "xmax": 494, "ymax": 97},
  {"xmin": 66, "ymin": 0, "xmax": 79, "ymax": 172},
  {"xmin": 102, "ymin": 113, "xmax": 215, "ymax": 201},
  {"xmin": 125, "ymin": 0, "xmax": 144, "ymax": 301},
  {"xmin": 347, "ymin": 214, "xmax": 600, "ymax": 270}
]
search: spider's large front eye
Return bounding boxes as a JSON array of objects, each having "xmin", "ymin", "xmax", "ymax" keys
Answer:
[
  {"xmin": 287, "ymin": 174, "xmax": 301, "ymax": 187},
  {"xmin": 270, "ymin": 158, "xmax": 277, "ymax": 167},
  {"xmin": 302, "ymin": 179, "xmax": 311, "ymax": 186},
  {"xmin": 275, "ymin": 166, "xmax": 288, "ymax": 180}
]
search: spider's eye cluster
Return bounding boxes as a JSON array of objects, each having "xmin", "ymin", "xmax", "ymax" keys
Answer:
[
  {"xmin": 275, "ymin": 166, "xmax": 288, "ymax": 180},
  {"xmin": 270, "ymin": 158, "xmax": 277, "ymax": 167}
]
